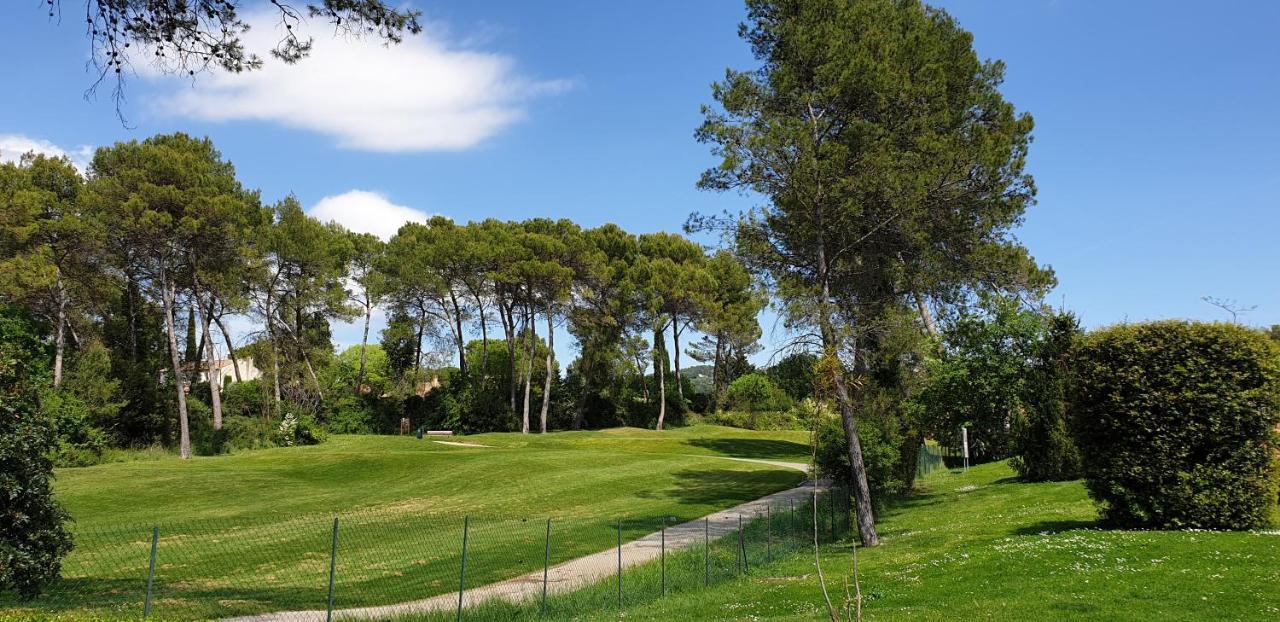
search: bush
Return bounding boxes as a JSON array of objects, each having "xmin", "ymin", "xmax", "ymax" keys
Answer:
[
  {"xmin": 221, "ymin": 379, "xmax": 269, "ymax": 419},
  {"xmin": 0, "ymin": 307, "xmax": 73, "ymax": 598},
  {"xmin": 1011, "ymin": 312, "xmax": 1083, "ymax": 482},
  {"xmin": 706, "ymin": 409, "xmax": 803, "ymax": 431},
  {"xmin": 1071, "ymin": 321, "xmax": 1280, "ymax": 530},
  {"xmin": 766, "ymin": 352, "xmax": 817, "ymax": 401},
  {"xmin": 724, "ymin": 373, "xmax": 792, "ymax": 413},
  {"xmin": 272, "ymin": 413, "xmax": 327, "ymax": 447},
  {"xmin": 323, "ymin": 394, "xmax": 376, "ymax": 434},
  {"xmin": 812, "ymin": 399, "xmax": 905, "ymax": 504},
  {"xmin": 42, "ymin": 392, "xmax": 108, "ymax": 467}
]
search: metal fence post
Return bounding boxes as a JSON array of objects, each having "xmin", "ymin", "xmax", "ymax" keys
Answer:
[
  {"xmin": 542, "ymin": 518, "xmax": 551, "ymax": 615},
  {"xmin": 660, "ymin": 517, "xmax": 666, "ymax": 597},
  {"xmin": 789, "ymin": 498, "xmax": 795, "ymax": 540},
  {"xmin": 616, "ymin": 520, "xmax": 623, "ymax": 609},
  {"xmin": 703, "ymin": 517, "xmax": 709, "ymax": 587},
  {"xmin": 736, "ymin": 515, "xmax": 744, "ymax": 575},
  {"xmin": 766, "ymin": 506, "xmax": 772, "ymax": 563},
  {"xmin": 457, "ymin": 516, "xmax": 469, "ymax": 622},
  {"xmin": 326, "ymin": 517, "xmax": 339, "ymax": 622},
  {"xmin": 143, "ymin": 526, "xmax": 159, "ymax": 619}
]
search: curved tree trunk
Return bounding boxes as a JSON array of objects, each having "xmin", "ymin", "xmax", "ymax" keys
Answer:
[
  {"xmin": 540, "ymin": 312, "xmax": 554, "ymax": 433},
  {"xmin": 264, "ymin": 290, "xmax": 282, "ymax": 410},
  {"xmin": 497, "ymin": 291, "xmax": 517, "ymax": 414},
  {"xmin": 655, "ymin": 321, "xmax": 667, "ymax": 431},
  {"xmin": 913, "ymin": 290, "xmax": 940, "ymax": 339},
  {"xmin": 193, "ymin": 285, "xmax": 223, "ymax": 431},
  {"xmin": 52, "ymin": 275, "xmax": 67, "ymax": 388},
  {"xmin": 161, "ymin": 276, "xmax": 192, "ymax": 459},
  {"xmin": 449, "ymin": 290, "xmax": 467, "ymax": 377},
  {"xmin": 816, "ymin": 223, "xmax": 879, "ymax": 546},
  {"xmin": 356, "ymin": 300, "xmax": 372, "ymax": 392},
  {"xmin": 672, "ymin": 318, "xmax": 684, "ymax": 402},
  {"xmin": 213, "ymin": 310, "xmax": 242, "ymax": 383},
  {"xmin": 520, "ymin": 305, "xmax": 535, "ymax": 434}
]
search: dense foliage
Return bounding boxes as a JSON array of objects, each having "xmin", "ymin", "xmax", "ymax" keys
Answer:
[
  {"xmin": 1010, "ymin": 313, "xmax": 1082, "ymax": 481},
  {"xmin": 1071, "ymin": 321, "xmax": 1280, "ymax": 529},
  {"xmin": 812, "ymin": 398, "xmax": 908, "ymax": 504},
  {"xmin": 916, "ymin": 295, "xmax": 1043, "ymax": 463},
  {"xmin": 694, "ymin": 0, "xmax": 1052, "ymax": 545},
  {"xmin": 0, "ymin": 137, "xmax": 767, "ymax": 469},
  {"xmin": 0, "ymin": 308, "xmax": 73, "ymax": 598},
  {"xmin": 723, "ymin": 373, "xmax": 792, "ymax": 413}
]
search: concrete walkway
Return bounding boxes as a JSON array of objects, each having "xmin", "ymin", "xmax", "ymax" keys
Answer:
[{"xmin": 226, "ymin": 458, "xmax": 819, "ymax": 622}]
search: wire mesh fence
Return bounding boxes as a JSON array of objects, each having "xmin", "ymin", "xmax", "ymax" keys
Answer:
[
  {"xmin": 1, "ymin": 486, "xmax": 851, "ymax": 621},
  {"xmin": 916, "ymin": 442, "xmax": 946, "ymax": 477}
]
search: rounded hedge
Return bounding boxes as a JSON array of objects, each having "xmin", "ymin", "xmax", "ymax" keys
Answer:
[
  {"xmin": 1070, "ymin": 321, "xmax": 1280, "ymax": 530},
  {"xmin": 724, "ymin": 373, "xmax": 792, "ymax": 413}
]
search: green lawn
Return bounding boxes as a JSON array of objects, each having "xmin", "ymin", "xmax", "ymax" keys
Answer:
[
  {"xmin": 3, "ymin": 425, "xmax": 809, "ymax": 620},
  {"xmin": 547, "ymin": 461, "xmax": 1280, "ymax": 621}
]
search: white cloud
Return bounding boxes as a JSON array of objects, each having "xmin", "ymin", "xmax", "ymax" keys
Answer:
[
  {"xmin": 0, "ymin": 134, "xmax": 93, "ymax": 172},
  {"xmin": 309, "ymin": 190, "xmax": 432, "ymax": 240},
  {"xmin": 142, "ymin": 13, "xmax": 571, "ymax": 152}
]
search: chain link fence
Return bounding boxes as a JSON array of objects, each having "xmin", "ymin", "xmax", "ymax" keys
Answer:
[{"xmin": 2, "ymin": 485, "xmax": 850, "ymax": 621}]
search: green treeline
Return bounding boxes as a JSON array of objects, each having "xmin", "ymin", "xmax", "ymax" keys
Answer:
[{"xmin": 0, "ymin": 135, "xmax": 769, "ymax": 462}]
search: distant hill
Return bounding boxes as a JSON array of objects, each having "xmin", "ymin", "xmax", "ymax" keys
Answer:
[{"xmin": 684, "ymin": 364, "xmax": 714, "ymax": 395}]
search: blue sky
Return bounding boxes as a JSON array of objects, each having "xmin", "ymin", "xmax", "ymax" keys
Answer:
[{"xmin": 2, "ymin": 1, "xmax": 1278, "ymax": 366}]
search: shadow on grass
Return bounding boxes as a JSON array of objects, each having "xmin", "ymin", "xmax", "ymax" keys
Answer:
[
  {"xmin": 1010, "ymin": 519, "xmax": 1098, "ymax": 535},
  {"xmin": 684, "ymin": 438, "xmax": 810, "ymax": 462},
  {"xmin": 634, "ymin": 468, "xmax": 801, "ymax": 508}
]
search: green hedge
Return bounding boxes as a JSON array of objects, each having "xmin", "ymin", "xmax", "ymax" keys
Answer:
[
  {"xmin": 1071, "ymin": 321, "xmax": 1280, "ymax": 529},
  {"xmin": 723, "ymin": 373, "xmax": 793, "ymax": 413}
]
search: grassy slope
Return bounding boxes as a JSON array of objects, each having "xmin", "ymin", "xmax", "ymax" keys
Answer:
[
  {"xmin": 55, "ymin": 425, "xmax": 809, "ymax": 528},
  {"xmin": 587, "ymin": 461, "xmax": 1280, "ymax": 621},
  {"xmin": 9, "ymin": 426, "xmax": 808, "ymax": 619}
]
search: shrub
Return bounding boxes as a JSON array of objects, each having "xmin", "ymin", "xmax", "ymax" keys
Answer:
[
  {"xmin": 706, "ymin": 409, "xmax": 803, "ymax": 431},
  {"xmin": 221, "ymin": 379, "xmax": 269, "ymax": 419},
  {"xmin": 1011, "ymin": 312, "xmax": 1083, "ymax": 481},
  {"xmin": 809, "ymin": 399, "xmax": 906, "ymax": 503},
  {"xmin": 323, "ymin": 394, "xmax": 376, "ymax": 434},
  {"xmin": 42, "ymin": 392, "xmax": 108, "ymax": 467},
  {"xmin": 0, "ymin": 307, "xmax": 73, "ymax": 598},
  {"xmin": 766, "ymin": 352, "xmax": 817, "ymax": 401},
  {"xmin": 724, "ymin": 373, "xmax": 792, "ymax": 413},
  {"xmin": 1071, "ymin": 321, "xmax": 1280, "ymax": 530},
  {"xmin": 272, "ymin": 413, "xmax": 328, "ymax": 447}
]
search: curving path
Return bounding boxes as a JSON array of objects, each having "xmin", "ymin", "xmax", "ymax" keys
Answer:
[{"xmin": 226, "ymin": 457, "xmax": 820, "ymax": 622}]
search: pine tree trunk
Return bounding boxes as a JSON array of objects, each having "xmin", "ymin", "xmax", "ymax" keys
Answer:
[
  {"xmin": 831, "ymin": 358, "xmax": 879, "ymax": 546},
  {"xmin": 52, "ymin": 275, "xmax": 67, "ymax": 388},
  {"xmin": 521, "ymin": 306, "xmax": 534, "ymax": 434},
  {"xmin": 213, "ymin": 311, "xmax": 242, "ymax": 383},
  {"xmin": 414, "ymin": 307, "xmax": 425, "ymax": 376},
  {"xmin": 475, "ymin": 293, "xmax": 489, "ymax": 378},
  {"xmin": 673, "ymin": 318, "xmax": 684, "ymax": 401},
  {"xmin": 450, "ymin": 290, "xmax": 467, "ymax": 377},
  {"xmin": 193, "ymin": 287, "xmax": 223, "ymax": 431},
  {"xmin": 655, "ymin": 321, "xmax": 667, "ymax": 431},
  {"xmin": 504, "ymin": 301, "xmax": 518, "ymax": 414},
  {"xmin": 356, "ymin": 301, "xmax": 372, "ymax": 393},
  {"xmin": 265, "ymin": 292, "xmax": 282, "ymax": 409},
  {"xmin": 540, "ymin": 312, "xmax": 554, "ymax": 434},
  {"xmin": 640, "ymin": 353, "xmax": 650, "ymax": 403},
  {"xmin": 914, "ymin": 290, "xmax": 941, "ymax": 339},
  {"xmin": 816, "ymin": 221, "xmax": 879, "ymax": 546},
  {"xmin": 161, "ymin": 276, "xmax": 192, "ymax": 460}
]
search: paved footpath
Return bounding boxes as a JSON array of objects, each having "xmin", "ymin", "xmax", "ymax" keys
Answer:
[{"xmin": 226, "ymin": 458, "xmax": 821, "ymax": 622}]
